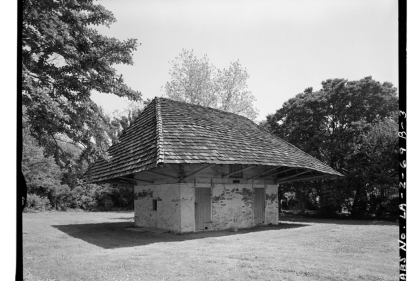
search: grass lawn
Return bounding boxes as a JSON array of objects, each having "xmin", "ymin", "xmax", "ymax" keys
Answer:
[{"xmin": 23, "ymin": 211, "xmax": 398, "ymax": 281}]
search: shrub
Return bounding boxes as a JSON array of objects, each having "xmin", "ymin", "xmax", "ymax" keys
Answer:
[
  {"xmin": 103, "ymin": 197, "xmax": 114, "ymax": 211},
  {"xmin": 26, "ymin": 193, "xmax": 51, "ymax": 211},
  {"xmin": 69, "ymin": 185, "xmax": 101, "ymax": 210},
  {"xmin": 376, "ymin": 196, "xmax": 399, "ymax": 220},
  {"xmin": 110, "ymin": 185, "xmax": 134, "ymax": 209}
]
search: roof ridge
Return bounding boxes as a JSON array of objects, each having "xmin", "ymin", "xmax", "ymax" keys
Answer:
[{"xmin": 155, "ymin": 97, "xmax": 164, "ymax": 165}]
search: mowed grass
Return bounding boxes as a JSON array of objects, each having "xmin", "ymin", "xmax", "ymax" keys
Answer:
[{"xmin": 23, "ymin": 211, "xmax": 398, "ymax": 281}]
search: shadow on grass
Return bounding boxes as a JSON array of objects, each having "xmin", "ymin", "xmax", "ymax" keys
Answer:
[
  {"xmin": 52, "ymin": 222, "xmax": 308, "ymax": 249},
  {"xmin": 279, "ymin": 214, "xmax": 398, "ymax": 226}
]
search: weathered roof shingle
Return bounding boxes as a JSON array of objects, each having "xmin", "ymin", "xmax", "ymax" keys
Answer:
[{"xmin": 86, "ymin": 97, "xmax": 342, "ymax": 182}]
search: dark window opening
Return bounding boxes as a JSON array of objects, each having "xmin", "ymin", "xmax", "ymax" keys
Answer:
[
  {"xmin": 229, "ymin": 164, "xmax": 243, "ymax": 178},
  {"xmin": 152, "ymin": 199, "xmax": 157, "ymax": 210},
  {"xmin": 232, "ymin": 180, "xmax": 241, "ymax": 184}
]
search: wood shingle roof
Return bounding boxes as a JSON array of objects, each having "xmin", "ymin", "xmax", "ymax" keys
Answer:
[{"xmin": 86, "ymin": 97, "xmax": 342, "ymax": 182}]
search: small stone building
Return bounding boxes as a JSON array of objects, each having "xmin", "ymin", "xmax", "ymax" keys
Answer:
[{"xmin": 86, "ymin": 97, "xmax": 342, "ymax": 233}]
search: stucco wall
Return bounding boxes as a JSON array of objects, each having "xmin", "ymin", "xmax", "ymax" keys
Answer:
[
  {"xmin": 134, "ymin": 184, "xmax": 181, "ymax": 232},
  {"xmin": 211, "ymin": 184, "xmax": 255, "ymax": 230},
  {"xmin": 134, "ymin": 182, "xmax": 278, "ymax": 233},
  {"xmin": 265, "ymin": 184, "xmax": 279, "ymax": 225},
  {"xmin": 211, "ymin": 184, "xmax": 279, "ymax": 230},
  {"xmin": 180, "ymin": 184, "xmax": 195, "ymax": 233}
]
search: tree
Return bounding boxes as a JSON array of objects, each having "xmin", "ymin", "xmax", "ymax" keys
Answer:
[
  {"xmin": 163, "ymin": 49, "xmax": 258, "ymax": 120},
  {"xmin": 22, "ymin": 0, "xmax": 141, "ymax": 165},
  {"xmin": 214, "ymin": 61, "xmax": 258, "ymax": 119},
  {"xmin": 265, "ymin": 77, "xmax": 398, "ymax": 217},
  {"xmin": 22, "ymin": 124, "xmax": 71, "ymax": 210},
  {"xmin": 105, "ymin": 99, "xmax": 151, "ymax": 144},
  {"xmin": 22, "ymin": 127, "xmax": 62, "ymax": 195},
  {"xmin": 346, "ymin": 117, "xmax": 399, "ymax": 217},
  {"xmin": 164, "ymin": 49, "xmax": 216, "ymax": 107},
  {"xmin": 23, "ymin": 116, "xmax": 137, "ymax": 211}
]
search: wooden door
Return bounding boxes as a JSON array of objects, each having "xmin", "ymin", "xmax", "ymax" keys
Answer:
[
  {"xmin": 254, "ymin": 188, "xmax": 265, "ymax": 224},
  {"xmin": 195, "ymin": 188, "xmax": 212, "ymax": 230}
]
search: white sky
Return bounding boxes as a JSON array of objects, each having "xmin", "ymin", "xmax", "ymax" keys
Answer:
[{"xmin": 91, "ymin": 0, "xmax": 398, "ymax": 122}]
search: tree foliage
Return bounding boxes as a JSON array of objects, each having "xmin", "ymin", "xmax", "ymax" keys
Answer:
[
  {"xmin": 22, "ymin": 0, "xmax": 141, "ymax": 164},
  {"xmin": 22, "ymin": 123, "xmax": 71, "ymax": 210},
  {"xmin": 23, "ymin": 123, "xmax": 134, "ymax": 211},
  {"xmin": 265, "ymin": 77, "xmax": 397, "ymax": 171},
  {"xmin": 346, "ymin": 117, "xmax": 399, "ymax": 217},
  {"xmin": 22, "ymin": 125, "xmax": 63, "ymax": 194},
  {"xmin": 265, "ymin": 77, "xmax": 398, "ymax": 218},
  {"xmin": 21, "ymin": 0, "xmax": 142, "ymax": 210},
  {"xmin": 105, "ymin": 99, "xmax": 150, "ymax": 144},
  {"xmin": 164, "ymin": 49, "xmax": 258, "ymax": 120}
]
